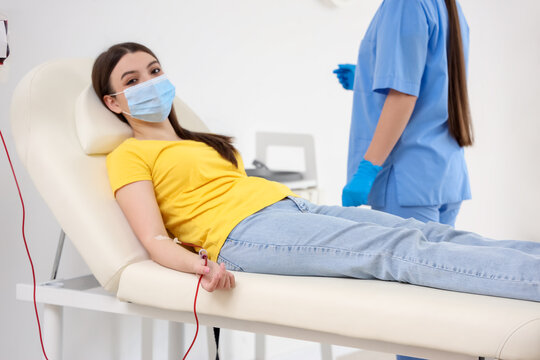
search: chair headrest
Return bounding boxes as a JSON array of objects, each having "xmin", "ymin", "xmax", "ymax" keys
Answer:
[{"xmin": 75, "ymin": 85, "xmax": 133, "ymax": 155}]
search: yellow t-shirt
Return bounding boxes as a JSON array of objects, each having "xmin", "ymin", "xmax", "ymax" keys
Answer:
[{"xmin": 106, "ymin": 138, "xmax": 294, "ymax": 261}]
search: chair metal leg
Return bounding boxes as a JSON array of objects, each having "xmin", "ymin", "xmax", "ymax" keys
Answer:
[
  {"xmin": 320, "ymin": 343, "xmax": 333, "ymax": 360},
  {"xmin": 141, "ymin": 318, "xmax": 153, "ymax": 360},
  {"xmin": 213, "ymin": 327, "xmax": 221, "ymax": 360},
  {"xmin": 43, "ymin": 304, "xmax": 63, "ymax": 360},
  {"xmin": 206, "ymin": 326, "xmax": 217, "ymax": 359},
  {"xmin": 255, "ymin": 333, "xmax": 266, "ymax": 360},
  {"xmin": 50, "ymin": 230, "xmax": 65, "ymax": 280},
  {"xmin": 167, "ymin": 321, "xmax": 184, "ymax": 360}
]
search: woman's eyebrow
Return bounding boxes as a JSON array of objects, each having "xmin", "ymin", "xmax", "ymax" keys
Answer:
[
  {"xmin": 147, "ymin": 60, "xmax": 159, "ymax": 68},
  {"xmin": 120, "ymin": 60, "xmax": 159, "ymax": 80},
  {"xmin": 121, "ymin": 70, "xmax": 138, "ymax": 80}
]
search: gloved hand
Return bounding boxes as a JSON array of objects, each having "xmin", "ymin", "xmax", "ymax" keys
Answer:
[
  {"xmin": 332, "ymin": 64, "xmax": 356, "ymax": 90},
  {"xmin": 342, "ymin": 159, "xmax": 382, "ymax": 206}
]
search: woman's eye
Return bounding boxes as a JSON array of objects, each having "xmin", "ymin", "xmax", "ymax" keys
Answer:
[
  {"xmin": 151, "ymin": 68, "xmax": 161, "ymax": 74},
  {"xmin": 126, "ymin": 78, "xmax": 138, "ymax": 85}
]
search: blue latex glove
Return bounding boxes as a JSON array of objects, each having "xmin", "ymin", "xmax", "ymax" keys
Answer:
[
  {"xmin": 342, "ymin": 159, "xmax": 382, "ymax": 206},
  {"xmin": 332, "ymin": 64, "xmax": 356, "ymax": 90}
]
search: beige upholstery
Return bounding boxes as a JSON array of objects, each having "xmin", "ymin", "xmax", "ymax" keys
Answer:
[
  {"xmin": 75, "ymin": 83, "xmax": 208, "ymax": 155},
  {"xmin": 119, "ymin": 261, "xmax": 540, "ymax": 360},
  {"xmin": 75, "ymin": 85, "xmax": 133, "ymax": 155},
  {"xmin": 10, "ymin": 58, "xmax": 207, "ymax": 291},
  {"xmin": 10, "ymin": 59, "xmax": 540, "ymax": 359}
]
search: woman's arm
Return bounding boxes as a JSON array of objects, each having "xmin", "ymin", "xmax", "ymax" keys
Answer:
[
  {"xmin": 115, "ymin": 180, "xmax": 235, "ymax": 292},
  {"xmin": 363, "ymin": 89, "xmax": 418, "ymax": 166}
]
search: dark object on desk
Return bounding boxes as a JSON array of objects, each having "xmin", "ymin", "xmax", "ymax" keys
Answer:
[{"xmin": 245, "ymin": 159, "xmax": 303, "ymax": 182}]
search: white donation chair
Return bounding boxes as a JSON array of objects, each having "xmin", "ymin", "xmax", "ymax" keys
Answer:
[{"xmin": 12, "ymin": 59, "xmax": 540, "ymax": 360}]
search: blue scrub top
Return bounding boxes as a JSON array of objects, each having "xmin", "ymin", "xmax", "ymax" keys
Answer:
[{"xmin": 348, "ymin": 0, "xmax": 472, "ymax": 207}]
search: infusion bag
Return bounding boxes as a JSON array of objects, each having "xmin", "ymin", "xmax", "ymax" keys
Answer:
[{"xmin": 0, "ymin": 15, "xmax": 9, "ymax": 65}]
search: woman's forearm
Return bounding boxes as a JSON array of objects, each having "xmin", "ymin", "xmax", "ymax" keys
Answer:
[
  {"xmin": 115, "ymin": 181, "xmax": 205, "ymax": 275},
  {"xmin": 363, "ymin": 89, "xmax": 418, "ymax": 166},
  {"xmin": 146, "ymin": 236, "xmax": 202, "ymax": 274},
  {"xmin": 146, "ymin": 235, "xmax": 235, "ymax": 292}
]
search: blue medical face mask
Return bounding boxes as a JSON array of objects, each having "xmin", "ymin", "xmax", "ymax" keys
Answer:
[{"xmin": 111, "ymin": 74, "xmax": 175, "ymax": 123}]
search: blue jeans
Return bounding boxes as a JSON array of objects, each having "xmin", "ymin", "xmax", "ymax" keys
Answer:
[
  {"xmin": 218, "ymin": 197, "xmax": 540, "ymax": 302},
  {"xmin": 371, "ymin": 167, "xmax": 462, "ymax": 226},
  {"xmin": 371, "ymin": 169, "xmax": 461, "ymax": 360}
]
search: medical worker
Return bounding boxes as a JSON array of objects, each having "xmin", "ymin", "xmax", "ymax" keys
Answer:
[{"xmin": 334, "ymin": 0, "xmax": 473, "ymax": 227}]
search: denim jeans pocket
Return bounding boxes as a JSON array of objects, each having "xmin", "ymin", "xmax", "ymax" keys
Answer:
[{"xmin": 217, "ymin": 253, "xmax": 245, "ymax": 272}]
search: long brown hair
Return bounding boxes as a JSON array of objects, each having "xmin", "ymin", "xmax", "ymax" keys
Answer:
[
  {"xmin": 445, "ymin": 0, "xmax": 474, "ymax": 147},
  {"xmin": 91, "ymin": 42, "xmax": 238, "ymax": 167}
]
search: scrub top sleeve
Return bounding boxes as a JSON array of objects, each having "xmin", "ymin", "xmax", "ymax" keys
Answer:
[{"xmin": 372, "ymin": 0, "xmax": 430, "ymax": 96}]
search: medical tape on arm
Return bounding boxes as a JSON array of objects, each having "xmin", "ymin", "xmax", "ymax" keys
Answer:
[
  {"xmin": 154, "ymin": 234, "xmax": 181, "ymax": 245},
  {"xmin": 154, "ymin": 235, "xmax": 204, "ymax": 256}
]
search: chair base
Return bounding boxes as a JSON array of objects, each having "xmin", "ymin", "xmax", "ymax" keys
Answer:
[{"xmin": 16, "ymin": 275, "xmax": 485, "ymax": 360}]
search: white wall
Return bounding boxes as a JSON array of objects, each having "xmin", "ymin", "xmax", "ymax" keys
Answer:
[
  {"xmin": 0, "ymin": 0, "xmax": 539, "ymax": 359},
  {"xmin": 456, "ymin": 1, "xmax": 540, "ymax": 240}
]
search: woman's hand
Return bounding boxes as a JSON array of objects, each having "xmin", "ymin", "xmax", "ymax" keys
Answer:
[{"xmin": 195, "ymin": 259, "xmax": 236, "ymax": 292}]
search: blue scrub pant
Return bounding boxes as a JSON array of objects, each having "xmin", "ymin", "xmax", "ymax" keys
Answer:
[
  {"xmin": 372, "ymin": 171, "xmax": 461, "ymax": 360},
  {"xmin": 371, "ymin": 169, "xmax": 462, "ymax": 226}
]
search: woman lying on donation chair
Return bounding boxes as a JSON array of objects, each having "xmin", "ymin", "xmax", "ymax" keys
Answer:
[{"xmin": 93, "ymin": 42, "xmax": 540, "ymax": 301}]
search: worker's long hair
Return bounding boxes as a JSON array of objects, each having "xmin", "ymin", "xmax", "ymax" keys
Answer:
[
  {"xmin": 445, "ymin": 0, "xmax": 474, "ymax": 147},
  {"xmin": 92, "ymin": 42, "xmax": 238, "ymax": 167}
]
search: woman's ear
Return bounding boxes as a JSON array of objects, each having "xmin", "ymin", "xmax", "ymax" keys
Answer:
[{"xmin": 103, "ymin": 95, "xmax": 122, "ymax": 114}]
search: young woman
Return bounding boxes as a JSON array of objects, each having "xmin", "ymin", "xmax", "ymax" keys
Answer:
[
  {"xmin": 334, "ymin": 0, "xmax": 472, "ymax": 227},
  {"xmin": 93, "ymin": 43, "xmax": 540, "ymax": 307}
]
